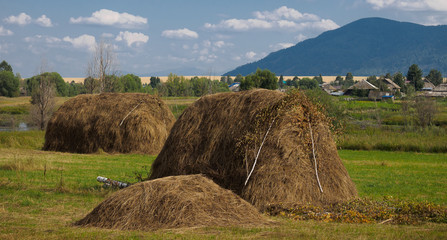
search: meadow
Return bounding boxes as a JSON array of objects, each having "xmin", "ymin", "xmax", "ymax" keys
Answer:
[{"xmin": 0, "ymin": 94, "xmax": 446, "ymax": 239}]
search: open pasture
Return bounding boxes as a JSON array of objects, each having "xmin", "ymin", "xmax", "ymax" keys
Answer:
[{"xmin": 0, "ymin": 137, "xmax": 446, "ymax": 239}]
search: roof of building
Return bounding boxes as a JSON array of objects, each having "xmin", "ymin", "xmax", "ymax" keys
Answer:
[
  {"xmin": 347, "ymin": 80, "xmax": 379, "ymax": 90},
  {"xmin": 382, "ymin": 78, "xmax": 401, "ymax": 89}
]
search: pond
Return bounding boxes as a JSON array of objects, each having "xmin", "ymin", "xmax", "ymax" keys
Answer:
[{"xmin": 0, "ymin": 122, "xmax": 33, "ymax": 132}]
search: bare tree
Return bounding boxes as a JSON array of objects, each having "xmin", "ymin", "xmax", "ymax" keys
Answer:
[
  {"xmin": 30, "ymin": 74, "xmax": 56, "ymax": 130},
  {"xmin": 87, "ymin": 40, "xmax": 118, "ymax": 93},
  {"xmin": 414, "ymin": 98, "xmax": 438, "ymax": 127}
]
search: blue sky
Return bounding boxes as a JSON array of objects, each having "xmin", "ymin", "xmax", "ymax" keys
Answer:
[{"xmin": 1, "ymin": 0, "xmax": 447, "ymax": 78}]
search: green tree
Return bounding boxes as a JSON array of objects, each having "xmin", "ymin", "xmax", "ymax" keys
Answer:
[
  {"xmin": 334, "ymin": 76, "xmax": 344, "ymax": 86},
  {"xmin": 344, "ymin": 72, "xmax": 354, "ymax": 87},
  {"xmin": 367, "ymin": 75, "xmax": 378, "ymax": 87},
  {"xmin": 298, "ymin": 77, "xmax": 318, "ymax": 90},
  {"xmin": 234, "ymin": 74, "xmax": 243, "ymax": 83},
  {"xmin": 392, "ymin": 72, "xmax": 405, "ymax": 88},
  {"xmin": 425, "ymin": 69, "xmax": 443, "ymax": 86},
  {"xmin": 278, "ymin": 75, "xmax": 284, "ymax": 88},
  {"xmin": 225, "ymin": 75, "xmax": 233, "ymax": 85},
  {"xmin": 150, "ymin": 76, "xmax": 161, "ymax": 88},
  {"xmin": 240, "ymin": 75, "xmax": 255, "ymax": 90},
  {"xmin": 84, "ymin": 77, "xmax": 99, "ymax": 94},
  {"xmin": 104, "ymin": 75, "xmax": 122, "ymax": 92},
  {"xmin": 407, "ymin": 64, "xmax": 423, "ymax": 91},
  {"xmin": 68, "ymin": 81, "xmax": 86, "ymax": 96},
  {"xmin": 313, "ymin": 74, "xmax": 323, "ymax": 84},
  {"xmin": 240, "ymin": 68, "xmax": 277, "ymax": 90},
  {"xmin": 191, "ymin": 76, "xmax": 209, "ymax": 96},
  {"xmin": 0, "ymin": 71, "xmax": 20, "ymax": 97},
  {"xmin": 0, "ymin": 60, "xmax": 13, "ymax": 72},
  {"xmin": 25, "ymin": 72, "xmax": 68, "ymax": 96},
  {"xmin": 120, "ymin": 74, "xmax": 142, "ymax": 92}
]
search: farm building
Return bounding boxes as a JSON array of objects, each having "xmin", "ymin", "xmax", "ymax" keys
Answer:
[
  {"xmin": 149, "ymin": 89, "xmax": 357, "ymax": 209},
  {"xmin": 381, "ymin": 78, "xmax": 401, "ymax": 93},
  {"xmin": 43, "ymin": 93, "xmax": 175, "ymax": 154},
  {"xmin": 344, "ymin": 79, "xmax": 378, "ymax": 96},
  {"xmin": 422, "ymin": 79, "xmax": 436, "ymax": 91}
]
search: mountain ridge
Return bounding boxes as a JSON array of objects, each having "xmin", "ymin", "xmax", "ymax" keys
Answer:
[{"xmin": 225, "ymin": 17, "xmax": 447, "ymax": 76}]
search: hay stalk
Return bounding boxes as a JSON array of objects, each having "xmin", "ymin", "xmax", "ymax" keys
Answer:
[
  {"xmin": 309, "ymin": 121, "xmax": 323, "ymax": 193},
  {"xmin": 245, "ymin": 118, "xmax": 275, "ymax": 186}
]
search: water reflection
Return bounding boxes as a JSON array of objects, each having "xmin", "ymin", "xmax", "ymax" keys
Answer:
[{"xmin": 0, "ymin": 122, "xmax": 31, "ymax": 132}]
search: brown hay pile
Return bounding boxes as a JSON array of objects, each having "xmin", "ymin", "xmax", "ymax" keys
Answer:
[
  {"xmin": 149, "ymin": 89, "xmax": 357, "ymax": 210},
  {"xmin": 43, "ymin": 93, "xmax": 175, "ymax": 154},
  {"xmin": 74, "ymin": 175, "xmax": 269, "ymax": 230}
]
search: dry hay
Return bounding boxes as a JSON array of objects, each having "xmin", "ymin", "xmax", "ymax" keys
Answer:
[
  {"xmin": 149, "ymin": 89, "xmax": 357, "ymax": 210},
  {"xmin": 43, "ymin": 93, "xmax": 175, "ymax": 154},
  {"xmin": 74, "ymin": 174, "xmax": 269, "ymax": 230}
]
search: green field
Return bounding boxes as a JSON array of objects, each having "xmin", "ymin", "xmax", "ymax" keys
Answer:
[
  {"xmin": 0, "ymin": 131, "xmax": 446, "ymax": 239},
  {"xmin": 1, "ymin": 94, "xmax": 447, "ymax": 239}
]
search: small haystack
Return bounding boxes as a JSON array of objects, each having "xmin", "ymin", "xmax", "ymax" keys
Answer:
[
  {"xmin": 75, "ymin": 175, "xmax": 269, "ymax": 230},
  {"xmin": 149, "ymin": 89, "xmax": 357, "ymax": 209},
  {"xmin": 43, "ymin": 93, "xmax": 175, "ymax": 154}
]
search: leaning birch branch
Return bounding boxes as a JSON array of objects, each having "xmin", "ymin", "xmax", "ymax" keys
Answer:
[
  {"xmin": 119, "ymin": 100, "xmax": 143, "ymax": 127},
  {"xmin": 245, "ymin": 118, "xmax": 275, "ymax": 186},
  {"xmin": 309, "ymin": 121, "xmax": 323, "ymax": 193}
]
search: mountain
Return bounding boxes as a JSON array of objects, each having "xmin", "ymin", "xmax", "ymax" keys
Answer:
[{"xmin": 225, "ymin": 17, "xmax": 447, "ymax": 76}]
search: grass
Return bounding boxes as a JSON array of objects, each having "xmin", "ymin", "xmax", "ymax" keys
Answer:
[
  {"xmin": 0, "ymin": 93, "xmax": 446, "ymax": 238},
  {"xmin": 337, "ymin": 125, "xmax": 447, "ymax": 153},
  {"xmin": 0, "ymin": 130, "xmax": 45, "ymax": 149},
  {"xmin": 0, "ymin": 144, "xmax": 446, "ymax": 238},
  {"xmin": 340, "ymin": 150, "xmax": 447, "ymax": 205}
]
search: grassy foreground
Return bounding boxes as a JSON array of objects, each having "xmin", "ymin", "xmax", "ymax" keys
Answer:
[{"xmin": 0, "ymin": 144, "xmax": 446, "ymax": 239}]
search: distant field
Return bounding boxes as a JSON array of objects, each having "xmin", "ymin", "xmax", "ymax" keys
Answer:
[{"xmin": 62, "ymin": 76, "xmax": 370, "ymax": 84}]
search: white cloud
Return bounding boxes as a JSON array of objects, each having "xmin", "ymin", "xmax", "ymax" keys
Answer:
[
  {"xmin": 115, "ymin": 31, "xmax": 149, "ymax": 47},
  {"xmin": 0, "ymin": 26, "xmax": 13, "ymax": 36},
  {"xmin": 295, "ymin": 34, "xmax": 309, "ymax": 42},
  {"xmin": 313, "ymin": 19, "xmax": 340, "ymax": 31},
  {"xmin": 4, "ymin": 13, "xmax": 32, "ymax": 26},
  {"xmin": 24, "ymin": 35, "xmax": 61, "ymax": 44},
  {"xmin": 102, "ymin": 33, "xmax": 115, "ymax": 38},
  {"xmin": 254, "ymin": 6, "xmax": 319, "ymax": 21},
  {"xmin": 36, "ymin": 15, "xmax": 53, "ymax": 27},
  {"xmin": 245, "ymin": 51, "xmax": 257, "ymax": 59},
  {"xmin": 63, "ymin": 34, "xmax": 96, "ymax": 52},
  {"xmin": 204, "ymin": 6, "xmax": 338, "ymax": 32},
  {"xmin": 366, "ymin": 0, "xmax": 447, "ymax": 11},
  {"xmin": 198, "ymin": 54, "xmax": 217, "ymax": 63},
  {"xmin": 214, "ymin": 41, "xmax": 226, "ymax": 48},
  {"xmin": 205, "ymin": 18, "xmax": 273, "ymax": 31},
  {"xmin": 271, "ymin": 42, "xmax": 294, "ymax": 50},
  {"xmin": 161, "ymin": 28, "xmax": 199, "ymax": 39},
  {"xmin": 70, "ymin": 9, "xmax": 147, "ymax": 28}
]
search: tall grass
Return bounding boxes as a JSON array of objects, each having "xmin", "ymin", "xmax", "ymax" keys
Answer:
[
  {"xmin": 337, "ymin": 125, "xmax": 447, "ymax": 153},
  {"xmin": 0, "ymin": 130, "xmax": 45, "ymax": 149}
]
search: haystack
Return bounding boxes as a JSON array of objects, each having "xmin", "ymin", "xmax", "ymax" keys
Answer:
[
  {"xmin": 149, "ymin": 89, "xmax": 357, "ymax": 209},
  {"xmin": 74, "ymin": 175, "xmax": 269, "ymax": 230},
  {"xmin": 43, "ymin": 93, "xmax": 175, "ymax": 154}
]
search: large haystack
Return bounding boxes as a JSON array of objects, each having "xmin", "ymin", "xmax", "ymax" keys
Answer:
[
  {"xmin": 43, "ymin": 93, "xmax": 175, "ymax": 154},
  {"xmin": 149, "ymin": 89, "xmax": 357, "ymax": 209},
  {"xmin": 75, "ymin": 175, "xmax": 269, "ymax": 230}
]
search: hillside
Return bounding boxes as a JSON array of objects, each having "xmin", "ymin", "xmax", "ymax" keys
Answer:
[{"xmin": 225, "ymin": 17, "xmax": 447, "ymax": 76}]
